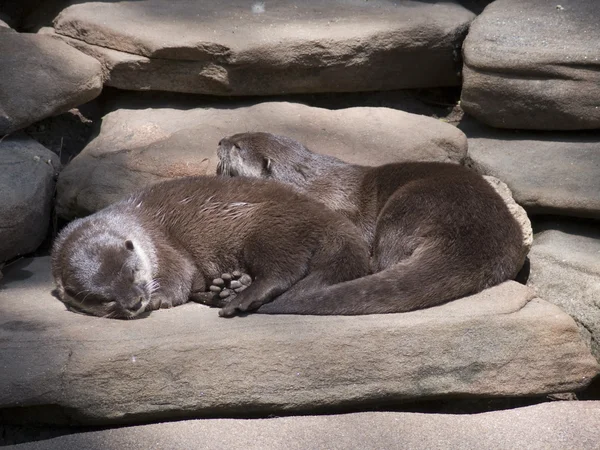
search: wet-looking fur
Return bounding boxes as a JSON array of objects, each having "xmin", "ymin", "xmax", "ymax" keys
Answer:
[
  {"xmin": 217, "ymin": 132, "xmax": 526, "ymax": 314},
  {"xmin": 51, "ymin": 176, "xmax": 370, "ymax": 319}
]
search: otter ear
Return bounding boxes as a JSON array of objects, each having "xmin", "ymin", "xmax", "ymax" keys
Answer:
[
  {"xmin": 263, "ymin": 157, "xmax": 272, "ymax": 173},
  {"xmin": 125, "ymin": 240, "xmax": 135, "ymax": 251}
]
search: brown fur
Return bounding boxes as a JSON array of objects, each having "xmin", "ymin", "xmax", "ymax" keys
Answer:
[
  {"xmin": 51, "ymin": 176, "xmax": 369, "ymax": 319},
  {"xmin": 217, "ymin": 132, "xmax": 525, "ymax": 314}
]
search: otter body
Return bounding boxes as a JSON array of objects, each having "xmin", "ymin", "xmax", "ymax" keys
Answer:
[
  {"xmin": 52, "ymin": 176, "xmax": 369, "ymax": 319},
  {"xmin": 217, "ymin": 132, "xmax": 525, "ymax": 314}
]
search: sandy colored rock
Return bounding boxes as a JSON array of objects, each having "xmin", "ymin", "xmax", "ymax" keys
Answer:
[
  {"xmin": 483, "ymin": 175, "xmax": 532, "ymax": 263},
  {"xmin": 7, "ymin": 402, "xmax": 600, "ymax": 450},
  {"xmin": 0, "ymin": 32, "xmax": 102, "ymax": 135},
  {"xmin": 528, "ymin": 220, "xmax": 600, "ymax": 363},
  {"xmin": 51, "ymin": 0, "xmax": 474, "ymax": 95},
  {"xmin": 461, "ymin": 0, "xmax": 600, "ymax": 130},
  {"xmin": 0, "ymin": 134, "xmax": 60, "ymax": 263},
  {"xmin": 55, "ymin": 102, "xmax": 468, "ymax": 219},
  {"xmin": 463, "ymin": 118, "xmax": 600, "ymax": 220},
  {"xmin": 0, "ymin": 257, "xmax": 597, "ymax": 426}
]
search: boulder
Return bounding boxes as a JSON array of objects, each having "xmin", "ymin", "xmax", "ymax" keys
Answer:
[
  {"xmin": 51, "ymin": 0, "xmax": 474, "ymax": 95},
  {"xmin": 461, "ymin": 0, "xmax": 600, "ymax": 130},
  {"xmin": 528, "ymin": 220, "xmax": 600, "ymax": 363},
  {"xmin": 55, "ymin": 102, "xmax": 468, "ymax": 219},
  {"xmin": 0, "ymin": 135, "xmax": 60, "ymax": 264},
  {"xmin": 0, "ymin": 257, "xmax": 597, "ymax": 426},
  {"xmin": 6, "ymin": 402, "xmax": 600, "ymax": 450},
  {"xmin": 0, "ymin": 32, "xmax": 103, "ymax": 135},
  {"xmin": 463, "ymin": 118, "xmax": 600, "ymax": 220}
]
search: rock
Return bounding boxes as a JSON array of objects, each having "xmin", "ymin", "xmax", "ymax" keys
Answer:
[
  {"xmin": 461, "ymin": 0, "xmax": 600, "ymax": 130},
  {"xmin": 55, "ymin": 102, "xmax": 468, "ymax": 219},
  {"xmin": 0, "ymin": 19, "xmax": 13, "ymax": 30},
  {"xmin": 0, "ymin": 135, "xmax": 60, "ymax": 264},
  {"xmin": 0, "ymin": 256, "xmax": 597, "ymax": 426},
  {"xmin": 0, "ymin": 32, "xmax": 102, "ymax": 135},
  {"xmin": 51, "ymin": 1, "xmax": 474, "ymax": 95},
  {"xmin": 6, "ymin": 402, "xmax": 600, "ymax": 450},
  {"xmin": 463, "ymin": 118, "xmax": 600, "ymax": 220},
  {"xmin": 528, "ymin": 220, "xmax": 600, "ymax": 363},
  {"xmin": 483, "ymin": 175, "xmax": 532, "ymax": 263}
]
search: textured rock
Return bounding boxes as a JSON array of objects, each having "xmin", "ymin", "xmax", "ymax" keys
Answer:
[
  {"xmin": 461, "ymin": 0, "xmax": 600, "ymax": 130},
  {"xmin": 0, "ymin": 135, "xmax": 60, "ymax": 263},
  {"xmin": 463, "ymin": 118, "xmax": 600, "ymax": 220},
  {"xmin": 7, "ymin": 402, "xmax": 600, "ymax": 450},
  {"xmin": 51, "ymin": 0, "xmax": 474, "ymax": 95},
  {"xmin": 55, "ymin": 102, "xmax": 468, "ymax": 219},
  {"xmin": 0, "ymin": 32, "xmax": 103, "ymax": 135},
  {"xmin": 0, "ymin": 19, "xmax": 12, "ymax": 30},
  {"xmin": 483, "ymin": 175, "xmax": 532, "ymax": 261},
  {"xmin": 528, "ymin": 220, "xmax": 600, "ymax": 363},
  {"xmin": 0, "ymin": 257, "xmax": 597, "ymax": 426}
]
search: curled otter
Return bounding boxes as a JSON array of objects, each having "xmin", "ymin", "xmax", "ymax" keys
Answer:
[
  {"xmin": 217, "ymin": 132, "xmax": 525, "ymax": 314},
  {"xmin": 51, "ymin": 176, "xmax": 369, "ymax": 319}
]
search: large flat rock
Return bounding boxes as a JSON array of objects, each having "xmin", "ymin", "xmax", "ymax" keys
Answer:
[
  {"xmin": 0, "ymin": 134, "xmax": 60, "ymax": 264},
  {"xmin": 0, "ymin": 257, "xmax": 597, "ymax": 426},
  {"xmin": 0, "ymin": 31, "xmax": 102, "ymax": 135},
  {"xmin": 528, "ymin": 220, "xmax": 600, "ymax": 363},
  {"xmin": 51, "ymin": 0, "xmax": 474, "ymax": 95},
  {"xmin": 55, "ymin": 102, "xmax": 468, "ymax": 219},
  {"xmin": 461, "ymin": 0, "xmax": 600, "ymax": 130},
  {"xmin": 7, "ymin": 402, "xmax": 600, "ymax": 450},
  {"xmin": 462, "ymin": 118, "xmax": 600, "ymax": 220}
]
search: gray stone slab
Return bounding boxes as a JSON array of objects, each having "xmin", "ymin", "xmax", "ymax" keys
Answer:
[
  {"xmin": 0, "ymin": 257, "xmax": 597, "ymax": 426},
  {"xmin": 462, "ymin": 118, "xmax": 600, "ymax": 219},
  {"xmin": 461, "ymin": 0, "xmax": 600, "ymax": 130},
  {"xmin": 528, "ymin": 220, "xmax": 600, "ymax": 363},
  {"xmin": 51, "ymin": 1, "xmax": 474, "ymax": 95},
  {"xmin": 7, "ymin": 402, "xmax": 600, "ymax": 450},
  {"xmin": 0, "ymin": 32, "xmax": 102, "ymax": 135}
]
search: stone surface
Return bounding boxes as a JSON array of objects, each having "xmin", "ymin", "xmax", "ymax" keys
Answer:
[
  {"xmin": 483, "ymin": 175, "xmax": 533, "ymax": 262},
  {"xmin": 51, "ymin": 0, "xmax": 474, "ymax": 95},
  {"xmin": 55, "ymin": 102, "xmax": 468, "ymax": 219},
  {"xmin": 0, "ymin": 135, "xmax": 60, "ymax": 264},
  {"xmin": 0, "ymin": 32, "xmax": 103, "ymax": 135},
  {"xmin": 0, "ymin": 19, "xmax": 12, "ymax": 30},
  {"xmin": 6, "ymin": 402, "xmax": 600, "ymax": 450},
  {"xmin": 461, "ymin": 0, "xmax": 600, "ymax": 130},
  {"xmin": 463, "ymin": 118, "xmax": 600, "ymax": 220},
  {"xmin": 528, "ymin": 220, "xmax": 600, "ymax": 363},
  {"xmin": 0, "ymin": 256, "xmax": 597, "ymax": 426}
]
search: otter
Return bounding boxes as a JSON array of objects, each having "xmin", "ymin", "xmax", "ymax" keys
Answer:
[
  {"xmin": 216, "ymin": 132, "xmax": 525, "ymax": 314},
  {"xmin": 51, "ymin": 176, "xmax": 370, "ymax": 319}
]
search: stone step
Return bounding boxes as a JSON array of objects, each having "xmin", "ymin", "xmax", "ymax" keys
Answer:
[
  {"xmin": 0, "ymin": 30, "xmax": 102, "ymax": 135},
  {"xmin": 461, "ymin": 0, "xmax": 600, "ymax": 130},
  {"xmin": 6, "ymin": 402, "xmax": 600, "ymax": 450},
  {"xmin": 0, "ymin": 257, "xmax": 597, "ymax": 426},
  {"xmin": 48, "ymin": 0, "xmax": 474, "ymax": 95},
  {"xmin": 462, "ymin": 117, "xmax": 600, "ymax": 220},
  {"xmin": 54, "ymin": 102, "xmax": 468, "ymax": 220}
]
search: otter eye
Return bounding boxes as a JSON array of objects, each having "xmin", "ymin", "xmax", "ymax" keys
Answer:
[
  {"xmin": 218, "ymin": 139, "xmax": 223, "ymax": 145},
  {"xmin": 233, "ymin": 143, "xmax": 241, "ymax": 150},
  {"xmin": 125, "ymin": 240, "xmax": 135, "ymax": 251}
]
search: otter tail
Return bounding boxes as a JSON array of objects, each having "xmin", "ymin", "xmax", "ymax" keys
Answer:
[{"xmin": 256, "ymin": 255, "xmax": 516, "ymax": 315}]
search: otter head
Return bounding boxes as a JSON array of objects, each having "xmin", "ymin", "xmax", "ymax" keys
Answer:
[
  {"xmin": 52, "ymin": 224, "xmax": 157, "ymax": 319},
  {"xmin": 216, "ymin": 132, "xmax": 315, "ymax": 192}
]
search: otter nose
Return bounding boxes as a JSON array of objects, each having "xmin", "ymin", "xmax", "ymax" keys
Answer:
[{"xmin": 129, "ymin": 300, "xmax": 143, "ymax": 311}]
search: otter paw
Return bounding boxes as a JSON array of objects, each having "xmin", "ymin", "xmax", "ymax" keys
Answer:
[
  {"xmin": 209, "ymin": 271, "xmax": 252, "ymax": 298},
  {"xmin": 149, "ymin": 294, "xmax": 171, "ymax": 311}
]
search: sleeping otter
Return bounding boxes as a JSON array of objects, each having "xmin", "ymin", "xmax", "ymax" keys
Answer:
[
  {"xmin": 216, "ymin": 132, "xmax": 525, "ymax": 314},
  {"xmin": 51, "ymin": 176, "xmax": 369, "ymax": 319}
]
